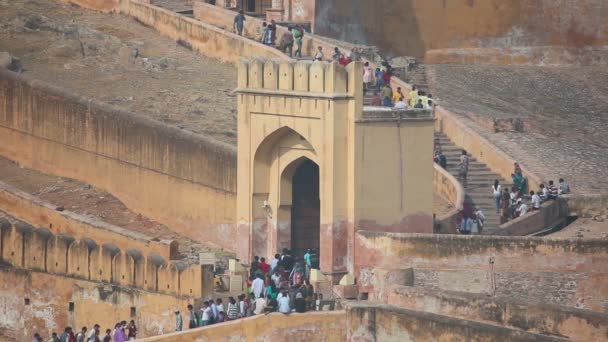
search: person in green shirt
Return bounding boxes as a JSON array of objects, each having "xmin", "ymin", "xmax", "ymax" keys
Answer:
[{"xmin": 381, "ymin": 84, "xmax": 393, "ymax": 107}]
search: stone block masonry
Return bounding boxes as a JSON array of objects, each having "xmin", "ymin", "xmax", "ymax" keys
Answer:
[{"xmin": 0, "ymin": 68, "xmax": 237, "ymax": 252}]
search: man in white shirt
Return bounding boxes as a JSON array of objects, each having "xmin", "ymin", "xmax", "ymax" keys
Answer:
[
  {"xmin": 201, "ymin": 302, "xmax": 212, "ymax": 326},
  {"xmin": 516, "ymin": 199, "xmax": 528, "ymax": 217},
  {"xmin": 270, "ymin": 254, "xmax": 280, "ymax": 273},
  {"xmin": 253, "ymin": 296, "xmax": 266, "ymax": 315},
  {"xmin": 86, "ymin": 325, "xmax": 99, "ymax": 342},
  {"xmin": 252, "ymin": 275, "xmax": 265, "ymax": 299},
  {"xmin": 394, "ymin": 97, "xmax": 408, "ymax": 109},
  {"xmin": 278, "ymin": 291, "xmax": 291, "ymax": 313},
  {"xmin": 531, "ymin": 190, "xmax": 541, "ymax": 210}
]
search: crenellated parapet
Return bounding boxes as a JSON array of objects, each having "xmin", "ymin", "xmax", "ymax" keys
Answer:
[
  {"xmin": 237, "ymin": 58, "xmax": 362, "ymax": 98},
  {"xmin": 0, "ymin": 218, "xmax": 202, "ymax": 297}
]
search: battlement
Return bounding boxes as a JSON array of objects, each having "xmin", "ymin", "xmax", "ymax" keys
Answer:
[
  {"xmin": 0, "ymin": 217, "xmax": 202, "ymax": 297},
  {"xmin": 359, "ymin": 107, "xmax": 434, "ymax": 122},
  {"xmin": 236, "ymin": 59, "xmax": 362, "ymax": 97}
]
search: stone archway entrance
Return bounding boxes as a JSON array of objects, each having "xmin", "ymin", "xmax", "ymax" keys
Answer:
[{"xmin": 290, "ymin": 159, "xmax": 320, "ymax": 259}]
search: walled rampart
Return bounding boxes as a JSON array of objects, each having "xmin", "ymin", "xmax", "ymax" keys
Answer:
[
  {"xmin": 0, "ymin": 68, "xmax": 237, "ymax": 251},
  {"xmin": 497, "ymin": 198, "xmax": 569, "ymax": 236},
  {"xmin": 0, "ymin": 264, "xmax": 191, "ymax": 341},
  {"xmin": 355, "ymin": 231, "xmax": 608, "ymax": 312},
  {"xmin": 387, "ymin": 286, "xmax": 608, "ymax": 341},
  {"xmin": 137, "ymin": 311, "xmax": 346, "ymax": 341},
  {"xmin": 346, "ymin": 303, "xmax": 569, "ymax": 341},
  {"xmin": 0, "ymin": 180, "xmax": 175, "ymax": 260},
  {"xmin": 0, "ymin": 217, "xmax": 202, "ymax": 297},
  {"xmin": 433, "ymin": 164, "xmax": 464, "ymax": 233}
]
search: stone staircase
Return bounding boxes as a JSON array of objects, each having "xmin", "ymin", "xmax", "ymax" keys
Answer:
[
  {"xmin": 434, "ymin": 132, "xmax": 511, "ymax": 233},
  {"xmin": 404, "ymin": 63, "xmax": 429, "ymax": 92}
]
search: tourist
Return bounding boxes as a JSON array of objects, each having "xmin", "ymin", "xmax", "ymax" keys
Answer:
[
  {"xmin": 303, "ymin": 248, "xmax": 312, "ymax": 279},
  {"xmin": 392, "ymin": 87, "xmax": 404, "ymax": 104},
  {"xmin": 253, "ymin": 295, "xmax": 266, "ymax": 315},
  {"xmin": 280, "ymin": 27, "xmax": 294, "ymax": 57},
  {"xmin": 301, "ymin": 279, "xmax": 314, "ymax": 309},
  {"xmin": 250, "ymin": 256, "xmax": 260, "ymax": 280},
  {"xmin": 539, "ymin": 184, "xmax": 548, "ymax": 201},
  {"xmin": 270, "ymin": 253, "xmax": 280, "ymax": 273},
  {"xmin": 414, "ymin": 99, "xmax": 424, "ymax": 109},
  {"xmin": 269, "ymin": 20, "xmax": 277, "ymax": 45},
  {"xmin": 76, "ymin": 327, "xmax": 87, "ymax": 342},
  {"xmin": 258, "ymin": 257, "xmax": 269, "ymax": 275},
  {"xmin": 369, "ymin": 91, "xmax": 382, "ymax": 106},
  {"xmin": 474, "ymin": 209, "xmax": 485, "ymax": 233},
  {"xmin": 102, "ymin": 330, "xmax": 111, "ymax": 342},
  {"xmin": 332, "ymin": 47, "xmax": 342, "ymax": 62},
  {"xmin": 174, "ymin": 310, "xmax": 183, "ymax": 332},
  {"xmin": 314, "ymin": 46, "xmax": 324, "ymax": 61},
  {"xmin": 558, "ymin": 178, "xmax": 570, "ymax": 195},
  {"xmin": 278, "ymin": 290, "xmax": 291, "ymax": 313},
  {"xmin": 264, "ymin": 294, "xmax": 278, "ymax": 313},
  {"xmin": 127, "ymin": 320, "xmax": 136, "ymax": 340},
  {"xmin": 309, "ymin": 248, "xmax": 319, "ymax": 270},
  {"xmin": 492, "ymin": 180, "xmax": 502, "ymax": 214},
  {"xmin": 294, "ymin": 292, "xmax": 307, "ymax": 313},
  {"xmin": 266, "ymin": 280, "xmax": 278, "ymax": 299},
  {"xmin": 382, "ymin": 66, "xmax": 391, "ymax": 85},
  {"xmin": 112, "ymin": 323, "xmax": 126, "ymax": 342},
  {"xmin": 531, "ymin": 190, "xmax": 541, "ymax": 210},
  {"xmin": 434, "ymin": 150, "xmax": 447, "ymax": 169},
  {"xmin": 186, "ymin": 304, "xmax": 197, "ymax": 329},
  {"xmin": 238, "ymin": 294, "xmax": 248, "ymax": 318},
  {"xmin": 349, "ymin": 47, "xmax": 361, "ymax": 61},
  {"xmin": 418, "ymin": 91, "xmax": 429, "ymax": 108},
  {"xmin": 290, "ymin": 258, "xmax": 305, "ymax": 286},
  {"xmin": 515, "ymin": 198, "xmax": 528, "ymax": 217},
  {"xmin": 428, "ymin": 93, "xmax": 435, "ymax": 107},
  {"xmin": 500, "ymin": 188, "xmax": 510, "ymax": 224},
  {"xmin": 209, "ymin": 298, "xmax": 219, "ymax": 324},
  {"xmin": 226, "ymin": 297, "xmax": 239, "ymax": 320},
  {"xmin": 280, "ymin": 249, "xmax": 295, "ymax": 271},
  {"xmin": 293, "ymin": 26, "xmax": 303, "ymax": 57},
  {"xmin": 363, "ymin": 62, "xmax": 374, "ymax": 92},
  {"xmin": 252, "ymin": 274, "xmax": 265, "ymax": 299},
  {"xmin": 409, "ymin": 85, "xmax": 418, "ymax": 107},
  {"xmin": 263, "ymin": 23, "xmax": 274, "ymax": 46},
  {"xmin": 338, "ymin": 54, "xmax": 352, "ymax": 66},
  {"xmin": 47, "ymin": 332, "xmax": 60, "ymax": 342},
  {"xmin": 86, "ymin": 324, "xmax": 99, "ymax": 342},
  {"xmin": 271, "ymin": 269, "xmax": 282, "ymax": 288},
  {"xmin": 200, "ymin": 301, "xmax": 212, "ymax": 326},
  {"xmin": 509, "ymin": 187, "xmax": 518, "ymax": 218},
  {"xmin": 258, "ymin": 22, "xmax": 267, "ymax": 42},
  {"xmin": 33, "ymin": 333, "xmax": 42, "ymax": 342},
  {"xmin": 233, "ymin": 10, "xmax": 246, "ymax": 36},
  {"xmin": 375, "ymin": 67, "xmax": 384, "ymax": 91},
  {"xmin": 59, "ymin": 327, "xmax": 75, "ymax": 342},
  {"xmin": 458, "ymin": 150, "xmax": 469, "ymax": 188},
  {"xmin": 380, "ymin": 84, "xmax": 393, "ymax": 107},
  {"xmin": 394, "ymin": 96, "xmax": 407, "ymax": 109},
  {"xmin": 547, "ymin": 180, "xmax": 558, "ymax": 200}
]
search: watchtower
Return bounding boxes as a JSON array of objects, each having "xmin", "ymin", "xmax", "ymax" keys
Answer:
[{"xmin": 235, "ymin": 59, "xmax": 434, "ymax": 279}]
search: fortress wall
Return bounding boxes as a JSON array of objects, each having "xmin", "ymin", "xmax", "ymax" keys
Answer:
[
  {"xmin": 0, "ymin": 264, "xmax": 191, "ymax": 341},
  {"xmin": 136, "ymin": 311, "xmax": 346, "ymax": 341},
  {"xmin": 387, "ymin": 286, "xmax": 608, "ymax": 341},
  {"xmin": 0, "ymin": 69, "xmax": 238, "ymax": 252},
  {"xmin": 0, "ymin": 180, "xmax": 174, "ymax": 260},
  {"xmin": 125, "ymin": 0, "xmax": 289, "ymax": 64},
  {"xmin": 315, "ymin": 0, "xmax": 608, "ymax": 66},
  {"xmin": 0, "ymin": 218, "xmax": 203, "ymax": 298},
  {"xmin": 346, "ymin": 303, "xmax": 569, "ymax": 342},
  {"xmin": 355, "ymin": 232, "xmax": 608, "ymax": 312}
]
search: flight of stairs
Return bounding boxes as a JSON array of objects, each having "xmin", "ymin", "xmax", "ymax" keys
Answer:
[
  {"xmin": 404, "ymin": 63, "xmax": 429, "ymax": 92},
  {"xmin": 434, "ymin": 132, "xmax": 510, "ymax": 233}
]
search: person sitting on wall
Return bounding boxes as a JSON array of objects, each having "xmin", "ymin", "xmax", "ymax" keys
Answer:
[
  {"xmin": 515, "ymin": 198, "xmax": 529, "ymax": 218},
  {"xmin": 332, "ymin": 47, "xmax": 342, "ymax": 62},
  {"xmin": 258, "ymin": 22, "xmax": 267, "ymax": 42},
  {"xmin": 263, "ymin": 23, "xmax": 274, "ymax": 46},
  {"xmin": 414, "ymin": 99, "xmax": 424, "ymax": 109},
  {"xmin": 531, "ymin": 190, "xmax": 541, "ymax": 211},
  {"xmin": 547, "ymin": 180, "xmax": 559, "ymax": 200},
  {"xmin": 233, "ymin": 10, "xmax": 246, "ymax": 36},
  {"xmin": 393, "ymin": 86, "xmax": 405, "ymax": 104},
  {"xmin": 409, "ymin": 85, "xmax": 418, "ymax": 107},
  {"xmin": 394, "ymin": 96, "xmax": 408, "ymax": 109},
  {"xmin": 558, "ymin": 178, "xmax": 571, "ymax": 195},
  {"xmin": 338, "ymin": 54, "xmax": 352, "ymax": 66}
]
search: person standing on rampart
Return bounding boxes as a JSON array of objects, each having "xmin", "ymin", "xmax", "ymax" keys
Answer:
[{"xmin": 233, "ymin": 10, "xmax": 246, "ymax": 36}]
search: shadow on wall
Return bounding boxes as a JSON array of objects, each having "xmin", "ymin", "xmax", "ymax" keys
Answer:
[{"xmin": 314, "ymin": 0, "xmax": 426, "ymax": 58}]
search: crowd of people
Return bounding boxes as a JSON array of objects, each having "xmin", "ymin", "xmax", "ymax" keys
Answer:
[
  {"xmin": 174, "ymin": 248, "xmax": 322, "ymax": 332},
  {"xmin": 32, "ymin": 321, "xmax": 137, "ymax": 342}
]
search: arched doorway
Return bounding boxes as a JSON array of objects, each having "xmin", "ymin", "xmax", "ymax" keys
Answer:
[{"xmin": 290, "ymin": 159, "xmax": 320, "ymax": 259}]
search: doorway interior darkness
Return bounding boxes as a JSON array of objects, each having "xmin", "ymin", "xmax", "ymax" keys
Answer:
[{"xmin": 290, "ymin": 160, "xmax": 320, "ymax": 259}]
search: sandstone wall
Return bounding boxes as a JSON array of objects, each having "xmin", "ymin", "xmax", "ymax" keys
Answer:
[
  {"xmin": 0, "ymin": 264, "xmax": 191, "ymax": 341},
  {"xmin": 355, "ymin": 232, "xmax": 608, "ymax": 312},
  {"xmin": 346, "ymin": 303, "xmax": 569, "ymax": 341},
  {"xmin": 388, "ymin": 286, "xmax": 608, "ymax": 341},
  {"xmin": 137, "ymin": 311, "xmax": 346, "ymax": 341},
  {"xmin": 314, "ymin": 0, "xmax": 608, "ymax": 65},
  {"xmin": 0, "ymin": 217, "xmax": 203, "ymax": 298},
  {"xmin": 0, "ymin": 69, "xmax": 237, "ymax": 251}
]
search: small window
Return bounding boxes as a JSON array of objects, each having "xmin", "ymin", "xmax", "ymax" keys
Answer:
[
  {"xmin": 69, "ymin": 302, "xmax": 75, "ymax": 312},
  {"xmin": 24, "ymin": 298, "xmax": 30, "ymax": 305},
  {"xmin": 130, "ymin": 307, "xmax": 136, "ymax": 318}
]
